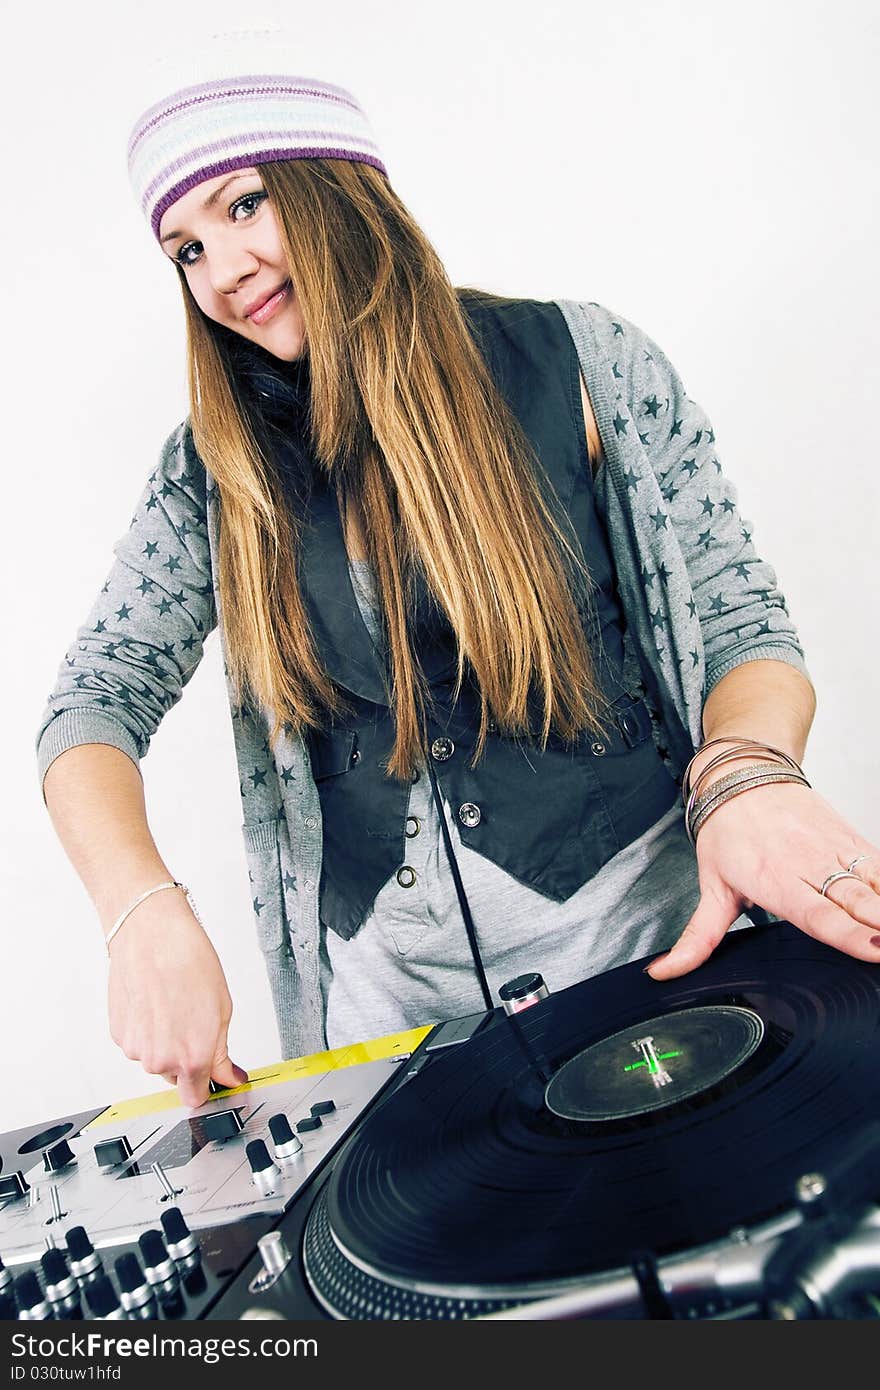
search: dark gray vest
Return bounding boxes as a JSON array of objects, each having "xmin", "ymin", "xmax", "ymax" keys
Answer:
[{"xmin": 289, "ymin": 294, "xmax": 678, "ymax": 940}]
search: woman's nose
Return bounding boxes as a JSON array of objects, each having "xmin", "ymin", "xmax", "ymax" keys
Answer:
[{"xmin": 206, "ymin": 236, "xmax": 260, "ymax": 295}]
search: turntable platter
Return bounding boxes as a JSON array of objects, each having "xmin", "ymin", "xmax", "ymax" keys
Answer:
[{"xmin": 303, "ymin": 923, "xmax": 880, "ymax": 1318}]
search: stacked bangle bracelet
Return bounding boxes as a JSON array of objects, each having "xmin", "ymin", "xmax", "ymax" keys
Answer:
[
  {"xmin": 682, "ymin": 737, "xmax": 810, "ymax": 846},
  {"xmin": 103, "ymin": 880, "xmax": 202, "ymax": 955}
]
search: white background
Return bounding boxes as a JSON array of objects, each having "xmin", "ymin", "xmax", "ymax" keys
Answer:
[{"xmin": 1, "ymin": 0, "xmax": 877, "ymax": 1134}]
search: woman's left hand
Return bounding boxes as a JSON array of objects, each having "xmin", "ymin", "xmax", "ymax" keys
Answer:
[{"xmin": 646, "ymin": 782, "xmax": 880, "ymax": 978}]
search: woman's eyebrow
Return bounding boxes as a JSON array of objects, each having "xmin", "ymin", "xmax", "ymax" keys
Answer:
[{"xmin": 159, "ymin": 173, "xmax": 257, "ymax": 245}]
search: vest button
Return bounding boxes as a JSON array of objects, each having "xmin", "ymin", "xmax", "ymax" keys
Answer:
[
  {"xmin": 405, "ymin": 816, "xmax": 421, "ymax": 838},
  {"xmin": 396, "ymin": 865, "xmax": 417, "ymax": 888},
  {"xmin": 430, "ymin": 737, "xmax": 455, "ymax": 761},
  {"xmin": 458, "ymin": 802, "xmax": 482, "ymax": 828},
  {"xmin": 590, "ymin": 741, "xmax": 606, "ymax": 756},
  {"xmin": 304, "ymin": 815, "xmax": 319, "ymax": 829}
]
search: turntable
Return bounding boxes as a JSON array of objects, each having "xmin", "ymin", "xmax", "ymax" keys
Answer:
[{"xmin": 3, "ymin": 922, "xmax": 880, "ymax": 1321}]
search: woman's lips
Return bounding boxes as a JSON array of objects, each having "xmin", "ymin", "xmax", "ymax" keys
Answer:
[{"xmin": 248, "ymin": 281, "xmax": 292, "ymax": 325}]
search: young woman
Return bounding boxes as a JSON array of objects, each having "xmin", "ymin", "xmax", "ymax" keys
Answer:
[{"xmin": 36, "ymin": 46, "xmax": 880, "ymax": 1110}]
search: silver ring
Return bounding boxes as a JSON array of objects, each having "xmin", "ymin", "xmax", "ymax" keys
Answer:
[
  {"xmin": 847, "ymin": 855, "xmax": 871, "ymax": 874},
  {"xmin": 819, "ymin": 869, "xmax": 863, "ymax": 897}
]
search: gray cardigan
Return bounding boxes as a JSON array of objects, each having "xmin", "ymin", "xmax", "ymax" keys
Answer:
[{"xmin": 36, "ymin": 299, "xmax": 810, "ymax": 1060}]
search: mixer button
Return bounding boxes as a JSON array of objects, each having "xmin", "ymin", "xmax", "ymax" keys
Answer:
[
  {"xmin": 0, "ymin": 1172, "xmax": 29, "ymax": 1201},
  {"xmin": 94, "ymin": 1136, "xmax": 133, "ymax": 1169},
  {"xmin": 203, "ymin": 1110, "xmax": 246, "ymax": 1142},
  {"xmin": 295, "ymin": 1115, "xmax": 322, "ymax": 1133},
  {"xmin": 42, "ymin": 1138, "xmax": 76, "ymax": 1172},
  {"xmin": 310, "ymin": 1100, "xmax": 337, "ymax": 1116}
]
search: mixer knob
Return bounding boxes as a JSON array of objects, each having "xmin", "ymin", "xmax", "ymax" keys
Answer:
[
  {"xmin": 65, "ymin": 1225, "xmax": 101, "ymax": 1278},
  {"xmin": 137, "ymin": 1230, "xmax": 176, "ymax": 1287},
  {"xmin": 93, "ymin": 1136, "xmax": 133, "ymax": 1169},
  {"xmin": 160, "ymin": 1207, "xmax": 198, "ymax": 1260},
  {"xmin": 115, "ymin": 1253, "xmax": 154, "ymax": 1316},
  {"xmin": 0, "ymin": 1254, "xmax": 11, "ymax": 1294},
  {"xmin": 203, "ymin": 1109, "xmax": 245, "ymax": 1142},
  {"xmin": 310, "ymin": 1099, "xmax": 336, "ymax": 1116},
  {"xmin": 40, "ymin": 1249, "xmax": 78, "ymax": 1313},
  {"xmin": 0, "ymin": 1172, "xmax": 30, "ymax": 1201},
  {"xmin": 268, "ymin": 1114, "xmax": 303, "ymax": 1160},
  {"xmin": 12, "ymin": 1270, "xmax": 51, "ymax": 1320},
  {"xmin": 246, "ymin": 1139, "xmax": 279, "ymax": 1193},
  {"xmin": 84, "ymin": 1274, "xmax": 125, "ymax": 1320},
  {"xmin": 42, "ymin": 1139, "xmax": 76, "ymax": 1173}
]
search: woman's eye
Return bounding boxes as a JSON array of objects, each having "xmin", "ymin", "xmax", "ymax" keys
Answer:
[
  {"xmin": 231, "ymin": 191, "xmax": 268, "ymax": 221},
  {"xmin": 176, "ymin": 241, "xmax": 202, "ymax": 267}
]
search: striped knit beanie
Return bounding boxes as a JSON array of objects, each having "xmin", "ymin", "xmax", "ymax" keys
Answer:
[{"xmin": 126, "ymin": 29, "xmax": 388, "ymax": 242}]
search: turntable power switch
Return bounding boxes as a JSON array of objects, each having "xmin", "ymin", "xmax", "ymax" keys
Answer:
[{"xmin": 498, "ymin": 972, "xmax": 549, "ymax": 1015}]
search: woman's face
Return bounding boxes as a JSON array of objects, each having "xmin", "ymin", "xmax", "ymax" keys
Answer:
[{"xmin": 158, "ymin": 166, "xmax": 306, "ymax": 361}]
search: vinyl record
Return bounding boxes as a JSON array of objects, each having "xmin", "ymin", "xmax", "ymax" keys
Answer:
[{"xmin": 303, "ymin": 922, "xmax": 880, "ymax": 1317}]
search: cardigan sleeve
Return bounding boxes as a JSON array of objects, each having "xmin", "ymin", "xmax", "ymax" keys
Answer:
[
  {"xmin": 35, "ymin": 420, "xmax": 217, "ymax": 797},
  {"xmin": 600, "ymin": 307, "xmax": 812, "ymax": 696}
]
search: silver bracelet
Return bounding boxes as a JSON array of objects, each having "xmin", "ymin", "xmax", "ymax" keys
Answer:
[
  {"xmin": 687, "ymin": 767, "xmax": 811, "ymax": 845},
  {"xmin": 684, "ymin": 747, "xmax": 805, "ymax": 834},
  {"xmin": 104, "ymin": 880, "xmax": 196, "ymax": 955},
  {"xmin": 682, "ymin": 737, "xmax": 804, "ymax": 803}
]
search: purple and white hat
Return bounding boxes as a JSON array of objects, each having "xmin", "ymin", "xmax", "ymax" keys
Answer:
[{"xmin": 126, "ymin": 29, "xmax": 388, "ymax": 242}]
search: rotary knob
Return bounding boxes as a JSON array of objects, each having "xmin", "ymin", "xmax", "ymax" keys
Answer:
[
  {"xmin": 13, "ymin": 1270, "xmax": 51, "ymax": 1320},
  {"xmin": 161, "ymin": 1207, "xmax": 198, "ymax": 1260},
  {"xmin": 115, "ymin": 1253, "xmax": 154, "ymax": 1316},
  {"xmin": 40, "ymin": 1248, "xmax": 78, "ymax": 1314},
  {"xmin": 138, "ymin": 1229, "xmax": 176, "ymax": 1286},
  {"xmin": 84, "ymin": 1274, "xmax": 125, "ymax": 1320},
  {"xmin": 65, "ymin": 1225, "xmax": 101, "ymax": 1277},
  {"xmin": 246, "ymin": 1139, "xmax": 279, "ymax": 1192},
  {"xmin": 268, "ymin": 1114, "xmax": 303, "ymax": 1160}
]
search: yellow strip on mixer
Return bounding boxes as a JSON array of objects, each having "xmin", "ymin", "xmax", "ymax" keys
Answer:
[{"xmin": 86, "ymin": 1025, "xmax": 432, "ymax": 1128}]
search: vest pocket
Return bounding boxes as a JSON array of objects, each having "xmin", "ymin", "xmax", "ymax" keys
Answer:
[{"xmin": 241, "ymin": 819, "xmax": 290, "ymax": 954}]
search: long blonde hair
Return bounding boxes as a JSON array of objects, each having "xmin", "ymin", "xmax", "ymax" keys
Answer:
[{"xmin": 177, "ymin": 157, "xmax": 612, "ymax": 779}]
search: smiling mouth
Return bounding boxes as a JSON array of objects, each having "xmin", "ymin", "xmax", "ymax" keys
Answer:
[{"xmin": 247, "ymin": 280, "xmax": 293, "ymax": 324}]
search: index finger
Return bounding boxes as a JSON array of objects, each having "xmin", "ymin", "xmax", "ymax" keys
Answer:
[{"xmin": 176, "ymin": 1065, "xmax": 213, "ymax": 1110}]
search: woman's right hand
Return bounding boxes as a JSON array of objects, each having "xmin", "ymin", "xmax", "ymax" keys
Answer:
[{"xmin": 106, "ymin": 892, "xmax": 248, "ymax": 1108}]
